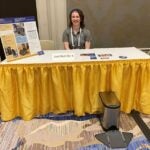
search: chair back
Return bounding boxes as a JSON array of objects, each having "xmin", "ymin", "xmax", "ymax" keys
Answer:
[{"xmin": 40, "ymin": 40, "xmax": 55, "ymax": 50}]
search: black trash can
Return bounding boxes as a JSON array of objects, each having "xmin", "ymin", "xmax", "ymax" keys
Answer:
[{"xmin": 99, "ymin": 91, "xmax": 121, "ymax": 131}]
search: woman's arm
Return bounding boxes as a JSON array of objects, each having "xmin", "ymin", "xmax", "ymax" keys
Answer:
[
  {"xmin": 85, "ymin": 41, "xmax": 91, "ymax": 49},
  {"xmin": 63, "ymin": 42, "xmax": 70, "ymax": 50},
  {"xmin": 84, "ymin": 29, "xmax": 91, "ymax": 49},
  {"xmin": 63, "ymin": 29, "xmax": 71, "ymax": 50}
]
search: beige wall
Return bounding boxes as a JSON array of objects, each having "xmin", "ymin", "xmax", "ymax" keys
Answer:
[{"xmin": 67, "ymin": 0, "xmax": 150, "ymax": 48}]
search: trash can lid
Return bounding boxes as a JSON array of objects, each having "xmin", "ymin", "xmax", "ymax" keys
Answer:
[{"xmin": 99, "ymin": 91, "xmax": 120, "ymax": 108}]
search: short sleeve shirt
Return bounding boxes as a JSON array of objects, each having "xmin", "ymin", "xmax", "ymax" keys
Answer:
[{"xmin": 62, "ymin": 28, "xmax": 91, "ymax": 49}]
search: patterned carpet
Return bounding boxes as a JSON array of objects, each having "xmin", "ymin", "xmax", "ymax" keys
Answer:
[{"xmin": 0, "ymin": 112, "xmax": 150, "ymax": 150}]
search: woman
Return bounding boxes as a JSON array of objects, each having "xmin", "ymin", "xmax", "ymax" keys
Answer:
[{"xmin": 63, "ymin": 8, "xmax": 91, "ymax": 50}]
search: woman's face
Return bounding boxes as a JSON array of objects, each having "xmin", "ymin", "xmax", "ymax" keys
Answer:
[{"xmin": 71, "ymin": 11, "xmax": 80, "ymax": 27}]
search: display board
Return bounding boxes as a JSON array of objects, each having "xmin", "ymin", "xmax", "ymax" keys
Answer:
[
  {"xmin": 0, "ymin": 0, "xmax": 37, "ymax": 61},
  {"xmin": 0, "ymin": 16, "xmax": 42, "ymax": 61}
]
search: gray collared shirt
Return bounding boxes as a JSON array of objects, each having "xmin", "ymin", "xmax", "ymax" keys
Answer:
[{"xmin": 62, "ymin": 27, "xmax": 91, "ymax": 49}]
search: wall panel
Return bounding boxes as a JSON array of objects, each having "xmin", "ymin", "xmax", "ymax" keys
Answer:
[{"xmin": 67, "ymin": 0, "xmax": 150, "ymax": 48}]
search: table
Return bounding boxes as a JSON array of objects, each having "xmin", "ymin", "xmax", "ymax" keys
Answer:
[{"xmin": 0, "ymin": 47, "xmax": 150, "ymax": 121}]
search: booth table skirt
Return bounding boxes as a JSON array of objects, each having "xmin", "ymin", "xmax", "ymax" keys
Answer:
[{"xmin": 0, "ymin": 59, "xmax": 150, "ymax": 121}]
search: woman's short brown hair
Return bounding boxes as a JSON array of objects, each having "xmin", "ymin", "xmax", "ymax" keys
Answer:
[{"xmin": 69, "ymin": 8, "xmax": 85, "ymax": 28}]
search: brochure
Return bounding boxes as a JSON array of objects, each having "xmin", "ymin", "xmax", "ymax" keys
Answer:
[{"xmin": 80, "ymin": 53, "xmax": 97, "ymax": 59}]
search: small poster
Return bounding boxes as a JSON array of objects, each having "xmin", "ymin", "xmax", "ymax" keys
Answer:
[{"xmin": 0, "ymin": 16, "xmax": 42, "ymax": 61}]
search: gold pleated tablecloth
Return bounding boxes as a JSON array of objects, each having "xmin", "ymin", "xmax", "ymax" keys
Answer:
[{"xmin": 0, "ymin": 47, "xmax": 150, "ymax": 121}]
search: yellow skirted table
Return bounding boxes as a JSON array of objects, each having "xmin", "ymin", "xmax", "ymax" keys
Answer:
[{"xmin": 0, "ymin": 59, "xmax": 150, "ymax": 121}]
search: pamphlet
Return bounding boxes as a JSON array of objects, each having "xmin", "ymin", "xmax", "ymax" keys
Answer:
[
  {"xmin": 98, "ymin": 53, "xmax": 112, "ymax": 59},
  {"xmin": 80, "ymin": 53, "xmax": 97, "ymax": 59}
]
